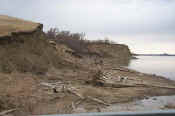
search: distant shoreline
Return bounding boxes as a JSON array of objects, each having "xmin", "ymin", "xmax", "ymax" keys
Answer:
[{"xmin": 133, "ymin": 54, "xmax": 175, "ymax": 56}]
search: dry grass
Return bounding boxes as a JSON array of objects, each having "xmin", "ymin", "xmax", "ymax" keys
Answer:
[
  {"xmin": 0, "ymin": 33, "xmax": 70, "ymax": 74},
  {"xmin": 0, "ymin": 95, "xmax": 16, "ymax": 112},
  {"xmin": 0, "ymin": 15, "xmax": 39, "ymax": 37}
]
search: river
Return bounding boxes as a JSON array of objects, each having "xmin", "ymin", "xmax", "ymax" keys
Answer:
[
  {"xmin": 102, "ymin": 96, "xmax": 175, "ymax": 112},
  {"xmin": 128, "ymin": 56, "xmax": 175, "ymax": 80},
  {"xmin": 103, "ymin": 56, "xmax": 175, "ymax": 112}
]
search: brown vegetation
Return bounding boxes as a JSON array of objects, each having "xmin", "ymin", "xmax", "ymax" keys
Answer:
[
  {"xmin": 0, "ymin": 18, "xmax": 77, "ymax": 75},
  {"xmin": 0, "ymin": 34, "xmax": 69, "ymax": 74},
  {"xmin": 46, "ymin": 28, "xmax": 118, "ymax": 55},
  {"xmin": 46, "ymin": 28, "xmax": 88, "ymax": 53},
  {"xmin": 0, "ymin": 16, "xmax": 175, "ymax": 115}
]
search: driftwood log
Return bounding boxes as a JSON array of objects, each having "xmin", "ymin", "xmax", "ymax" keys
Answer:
[
  {"xmin": 87, "ymin": 96, "xmax": 110, "ymax": 106},
  {"xmin": 67, "ymin": 88, "xmax": 85, "ymax": 99},
  {"xmin": 0, "ymin": 109, "xmax": 16, "ymax": 116}
]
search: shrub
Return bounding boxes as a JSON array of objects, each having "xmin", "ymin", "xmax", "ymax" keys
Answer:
[
  {"xmin": 92, "ymin": 38, "xmax": 116, "ymax": 44},
  {"xmin": 46, "ymin": 28, "xmax": 89, "ymax": 53},
  {"xmin": 46, "ymin": 28, "xmax": 117, "ymax": 53}
]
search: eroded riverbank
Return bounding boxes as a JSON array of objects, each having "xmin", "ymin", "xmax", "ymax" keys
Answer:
[
  {"xmin": 0, "ymin": 15, "xmax": 175, "ymax": 116},
  {"xmin": 102, "ymin": 95, "xmax": 175, "ymax": 112},
  {"xmin": 1, "ymin": 64, "xmax": 175, "ymax": 115}
]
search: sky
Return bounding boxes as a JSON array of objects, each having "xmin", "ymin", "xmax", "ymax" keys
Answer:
[{"xmin": 0, "ymin": 0, "xmax": 175, "ymax": 54}]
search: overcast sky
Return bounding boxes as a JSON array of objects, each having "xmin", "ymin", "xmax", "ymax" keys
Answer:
[{"xmin": 0, "ymin": 0, "xmax": 175, "ymax": 54}]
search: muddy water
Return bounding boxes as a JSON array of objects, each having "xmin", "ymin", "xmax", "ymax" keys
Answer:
[{"xmin": 102, "ymin": 96, "xmax": 175, "ymax": 112}]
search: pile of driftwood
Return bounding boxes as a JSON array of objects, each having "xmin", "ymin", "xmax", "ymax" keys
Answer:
[
  {"xmin": 40, "ymin": 81, "xmax": 110, "ymax": 107},
  {"xmin": 40, "ymin": 81, "xmax": 69, "ymax": 93},
  {"xmin": 86, "ymin": 68, "xmax": 131, "ymax": 88}
]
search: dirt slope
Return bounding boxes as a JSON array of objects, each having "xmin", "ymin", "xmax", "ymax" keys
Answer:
[
  {"xmin": 88, "ymin": 43, "xmax": 131, "ymax": 58},
  {"xmin": 0, "ymin": 15, "xmax": 74, "ymax": 74}
]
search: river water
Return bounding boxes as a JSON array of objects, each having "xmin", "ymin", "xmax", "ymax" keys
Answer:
[
  {"xmin": 102, "ymin": 96, "xmax": 175, "ymax": 112},
  {"xmin": 128, "ymin": 56, "xmax": 175, "ymax": 80},
  {"xmin": 102, "ymin": 56, "xmax": 175, "ymax": 112}
]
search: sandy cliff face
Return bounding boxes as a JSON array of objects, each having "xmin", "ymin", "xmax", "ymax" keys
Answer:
[
  {"xmin": 88, "ymin": 43, "xmax": 131, "ymax": 58},
  {"xmin": 87, "ymin": 43, "xmax": 132, "ymax": 67},
  {"xmin": 0, "ymin": 15, "xmax": 132, "ymax": 73},
  {"xmin": 0, "ymin": 15, "xmax": 71, "ymax": 74}
]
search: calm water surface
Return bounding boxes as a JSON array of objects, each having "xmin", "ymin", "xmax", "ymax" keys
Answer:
[
  {"xmin": 102, "ymin": 56, "xmax": 175, "ymax": 112},
  {"xmin": 102, "ymin": 95, "xmax": 175, "ymax": 112},
  {"xmin": 128, "ymin": 56, "xmax": 175, "ymax": 80}
]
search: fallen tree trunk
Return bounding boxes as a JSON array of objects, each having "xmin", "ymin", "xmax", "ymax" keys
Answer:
[
  {"xmin": 67, "ymin": 88, "xmax": 85, "ymax": 99},
  {"xmin": 87, "ymin": 96, "xmax": 110, "ymax": 106},
  {"xmin": 0, "ymin": 109, "xmax": 16, "ymax": 116}
]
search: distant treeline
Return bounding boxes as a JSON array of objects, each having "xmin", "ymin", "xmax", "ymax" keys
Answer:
[{"xmin": 46, "ymin": 28, "xmax": 116, "ymax": 53}]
